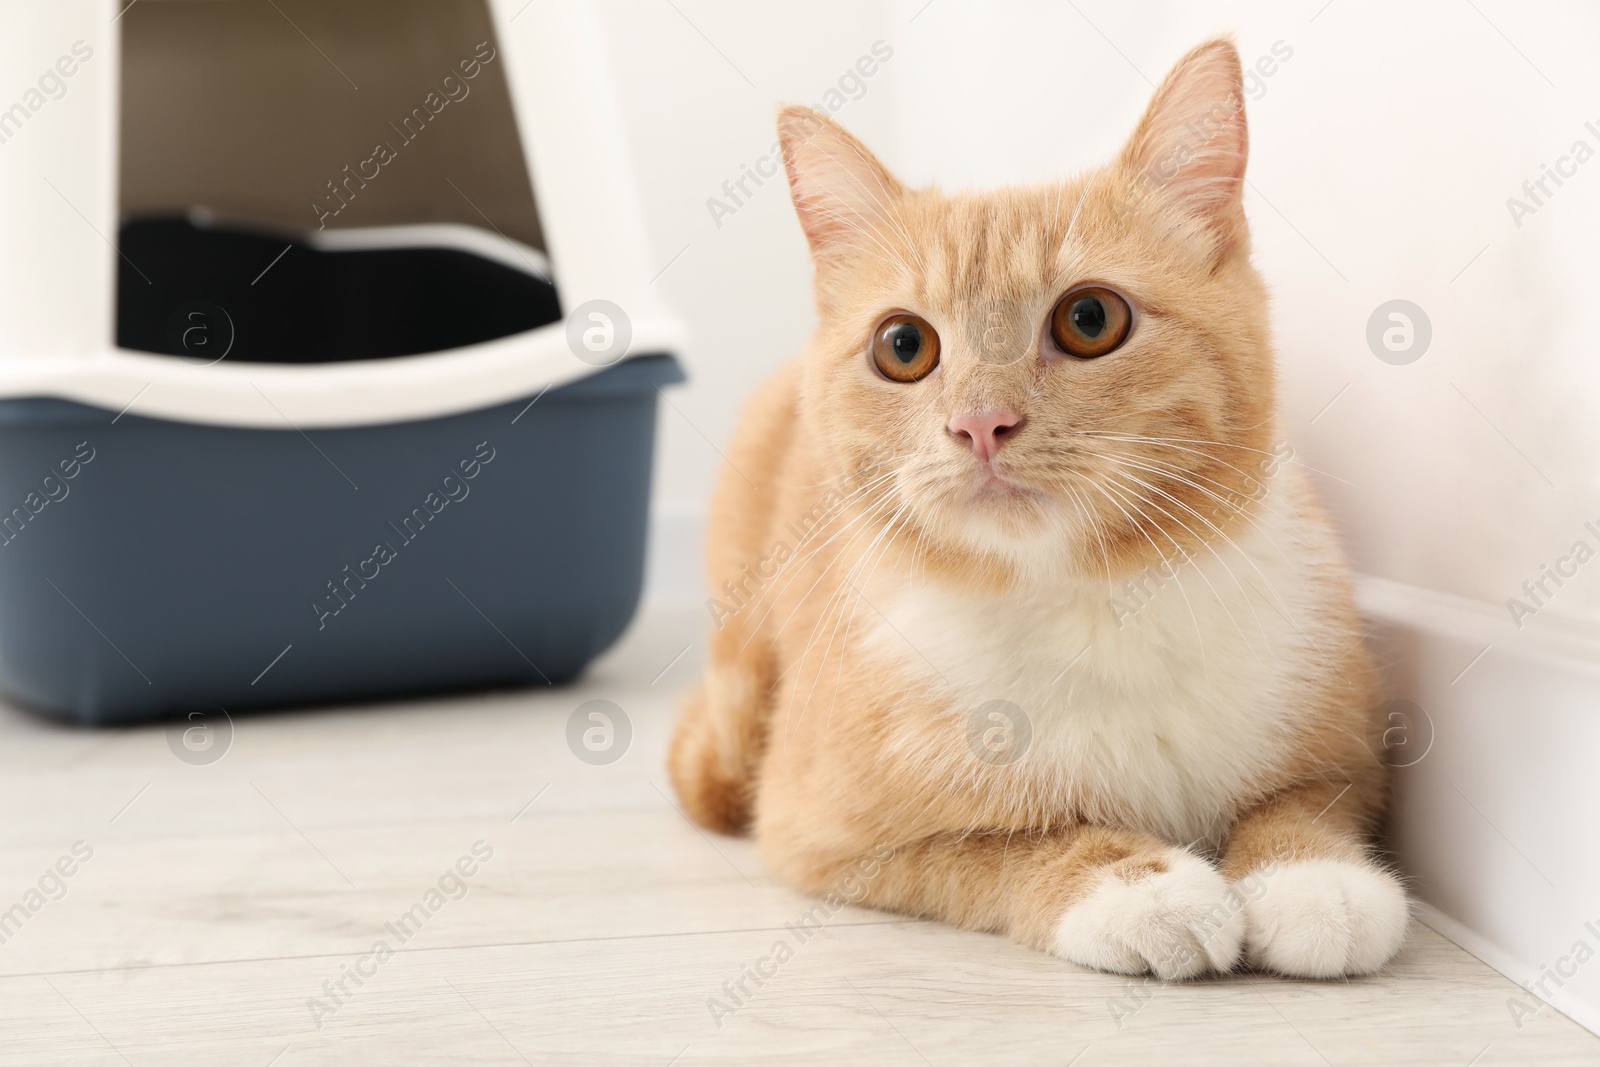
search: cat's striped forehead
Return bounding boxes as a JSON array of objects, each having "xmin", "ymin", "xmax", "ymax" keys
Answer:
[{"xmin": 902, "ymin": 188, "xmax": 1077, "ymax": 308}]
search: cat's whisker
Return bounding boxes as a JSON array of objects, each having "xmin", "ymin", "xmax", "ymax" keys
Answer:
[
  {"xmin": 810, "ymin": 499, "xmax": 915, "ymax": 739},
  {"xmin": 767, "ymin": 481, "xmax": 907, "ymax": 632},
  {"xmin": 801, "ymin": 202, "xmax": 905, "ymax": 269},
  {"xmin": 732, "ymin": 490, "xmax": 902, "ymax": 655},
  {"xmin": 1095, "ymin": 456, "xmax": 1299, "ymax": 622},
  {"xmin": 778, "ymin": 451, "xmax": 905, "ymax": 491},
  {"xmin": 835, "ymin": 139, "xmax": 930, "ymax": 275},
  {"xmin": 1079, "ymin": 430, "xmax": 1357, "ymax": 488},
  {"xmin": 781, "ymin": 495, "xmax": 912, "ymax": 740},
  {"xmin": 730, "ymin": 472, "xmax": 902, "ymax": 644},
  {"xmin": 795, "ymin": 502, "xmax": 902, "ymax": 695},
  {"xmin": 773, "ymin": 514, "xmax": 903, "ymax": 733},
  {"xmin": 1082, "ymin": 442, "xmax": 1296, "ymax": 517},
  {"xmin": 1091, "ymin": 450, "xmax": 1309, "ymax": 596},
  {"xmin": 746, "ymin": 479, "xmax": 906, "ymax": 652},
  {"xmin": 1088, "ymin": 447, "xmax": 1299, "ymax": 554},
  {"xmin": 811, "ymin": 135, "xmax": 928, "ymax": 275},
  {"xmin": 1074, "ymin": 471, "xmax": 1211, "ymax": 672},
  {"xmin": 746, "ymin": 463, "xmax": 903, "ymax": 572},
  {"xmin": 1093, "ymin": 470, "xmax": 1241, "ymax": 659},
  {"xmin": 1059, "ymin": 169, "xmax": 1096, "ymax": 260},
  {"xmin": 1070, "ymin": 450, "xmax": 1304, "ymax": 536},
  {"xmin": 821, "ymin": 520, "xmax": 913, "ymax": 738},
  {"xmin": 1072, "ymin": 431, "xmax": 1287, "ymax": 495},
  {"xmin": 1060, "ymin": 481, "xmax": 1114, "ymax": 590},
  {"xmin": 1096, "ymin": 467, "xmax": 1280, "ymax": 667}
]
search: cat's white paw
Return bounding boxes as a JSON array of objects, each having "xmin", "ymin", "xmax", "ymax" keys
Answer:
[
  {"xmin": 1240, "ymin": 859, "xmax": 1408, "ymax": 978},
  {"xmin": 1052, "ymin": 850, "xmax": 1243, "ymax": 979}
]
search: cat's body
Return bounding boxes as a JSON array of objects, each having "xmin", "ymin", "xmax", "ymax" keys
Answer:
[{"xmin": 670, "ymin": 39, "xmax": 1407, "ymax": 980}]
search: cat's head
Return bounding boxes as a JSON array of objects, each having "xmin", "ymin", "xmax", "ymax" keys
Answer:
[{"xmin": 779, "ymin": 38, "xmax": 1277, "ymax": 583}]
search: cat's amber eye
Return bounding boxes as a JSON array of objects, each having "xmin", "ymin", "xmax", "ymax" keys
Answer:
[
  {"xmin": 871, "ymin": 313, "xmax": 941, "ymax": 382},
  {"xmin": 1050, "ymin": 286, "xmax": 1132, "ymax": 359}
]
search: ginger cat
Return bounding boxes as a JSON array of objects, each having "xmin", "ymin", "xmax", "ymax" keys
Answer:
[{"xmin": 669, "ymin": 38, "xmax": 1407, "ymax": 979}]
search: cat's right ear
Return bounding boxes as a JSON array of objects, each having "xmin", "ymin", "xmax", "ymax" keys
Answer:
[
  {"xmin": 1118, "ymin": 38, "xmax": 1249, "ymax": 257},
  {"xmin": 778, "ymin": 106, "xmax": 904, "ymax": 259}
]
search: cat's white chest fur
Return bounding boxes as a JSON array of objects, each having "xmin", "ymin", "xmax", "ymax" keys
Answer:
[{"xmin": 866, "ymin": 492, "xmax": 1343, "ymax": 847}]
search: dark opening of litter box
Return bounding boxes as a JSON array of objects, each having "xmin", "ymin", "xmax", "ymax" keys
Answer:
[{"xmin": 116, "ymin": 216, "xmax": 562, "ymax": 363}]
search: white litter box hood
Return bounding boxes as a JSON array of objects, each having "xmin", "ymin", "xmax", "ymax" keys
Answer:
[{"xmin": 0, "ymin": 0, "xmax": 684, "ymax": 428}]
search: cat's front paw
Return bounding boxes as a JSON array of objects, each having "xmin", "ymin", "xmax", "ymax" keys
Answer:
[
  {"xmin": 1052, "ymin": 850, "xmax": 1243, "ymax": 979},
  {"xmin": 1240, "ymin": 858, "xmax": 1408, "ymax": 978}
]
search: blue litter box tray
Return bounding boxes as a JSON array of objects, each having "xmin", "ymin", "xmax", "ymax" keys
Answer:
[{"xmin": 0, "ymin": 353, "xmax": 683, "ymax": 726}]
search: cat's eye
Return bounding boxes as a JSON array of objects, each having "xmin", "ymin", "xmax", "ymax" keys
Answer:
[
  {"xmin": 871, "ymin": 313, "xmax": 941, "ymax": 382},
  {"xmin": 1050, "ymin": 286, "xmax": 1132, "ymax": 359}
]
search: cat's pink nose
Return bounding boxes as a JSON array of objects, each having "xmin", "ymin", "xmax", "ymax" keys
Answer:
[{"xmin": 947, "ymin": 410, "xmax": 1023, "ymax": 461}]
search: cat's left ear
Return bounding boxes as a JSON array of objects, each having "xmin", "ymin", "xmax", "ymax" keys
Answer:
[
  {"xmin": 778, "ymin": 105, "xmax": 905, "ymax": 260},
  {"xmin": 1118, "ymin": 38, "xmax": 1249, "ymax": 257}
]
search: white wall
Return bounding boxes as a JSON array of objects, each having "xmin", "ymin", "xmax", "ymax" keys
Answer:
[
  {"xmin": 595, "ymin": 0, "xmax": 895, "ymax": 592},
  {"xmin": 604, "ymin": 0, "xmax": 1600, "ymax": 636}
]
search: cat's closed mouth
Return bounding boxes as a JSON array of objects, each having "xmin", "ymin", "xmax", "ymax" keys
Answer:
[{"xmin": 967, "ymin": 467, "xmax": 1037, "ymax": 503}]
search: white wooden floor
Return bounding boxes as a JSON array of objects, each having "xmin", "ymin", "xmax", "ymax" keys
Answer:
[{"xmin": 0, "ymin": 604, "xmax": 1595, "ymax": 1066}]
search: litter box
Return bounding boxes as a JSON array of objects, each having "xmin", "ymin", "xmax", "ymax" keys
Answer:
[{"xmin": 0, "ymin": 0, "xmax": 685, "ymax": 724}]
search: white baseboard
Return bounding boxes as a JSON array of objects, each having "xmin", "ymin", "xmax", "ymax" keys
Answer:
[
  {"xmin": 1415, "ymin": 903, "xmax": 1600, "ymax": 1038},
  {"xmin": 1357, "ymin": 574, "xmax": 1600, "ymax": 1037}
]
